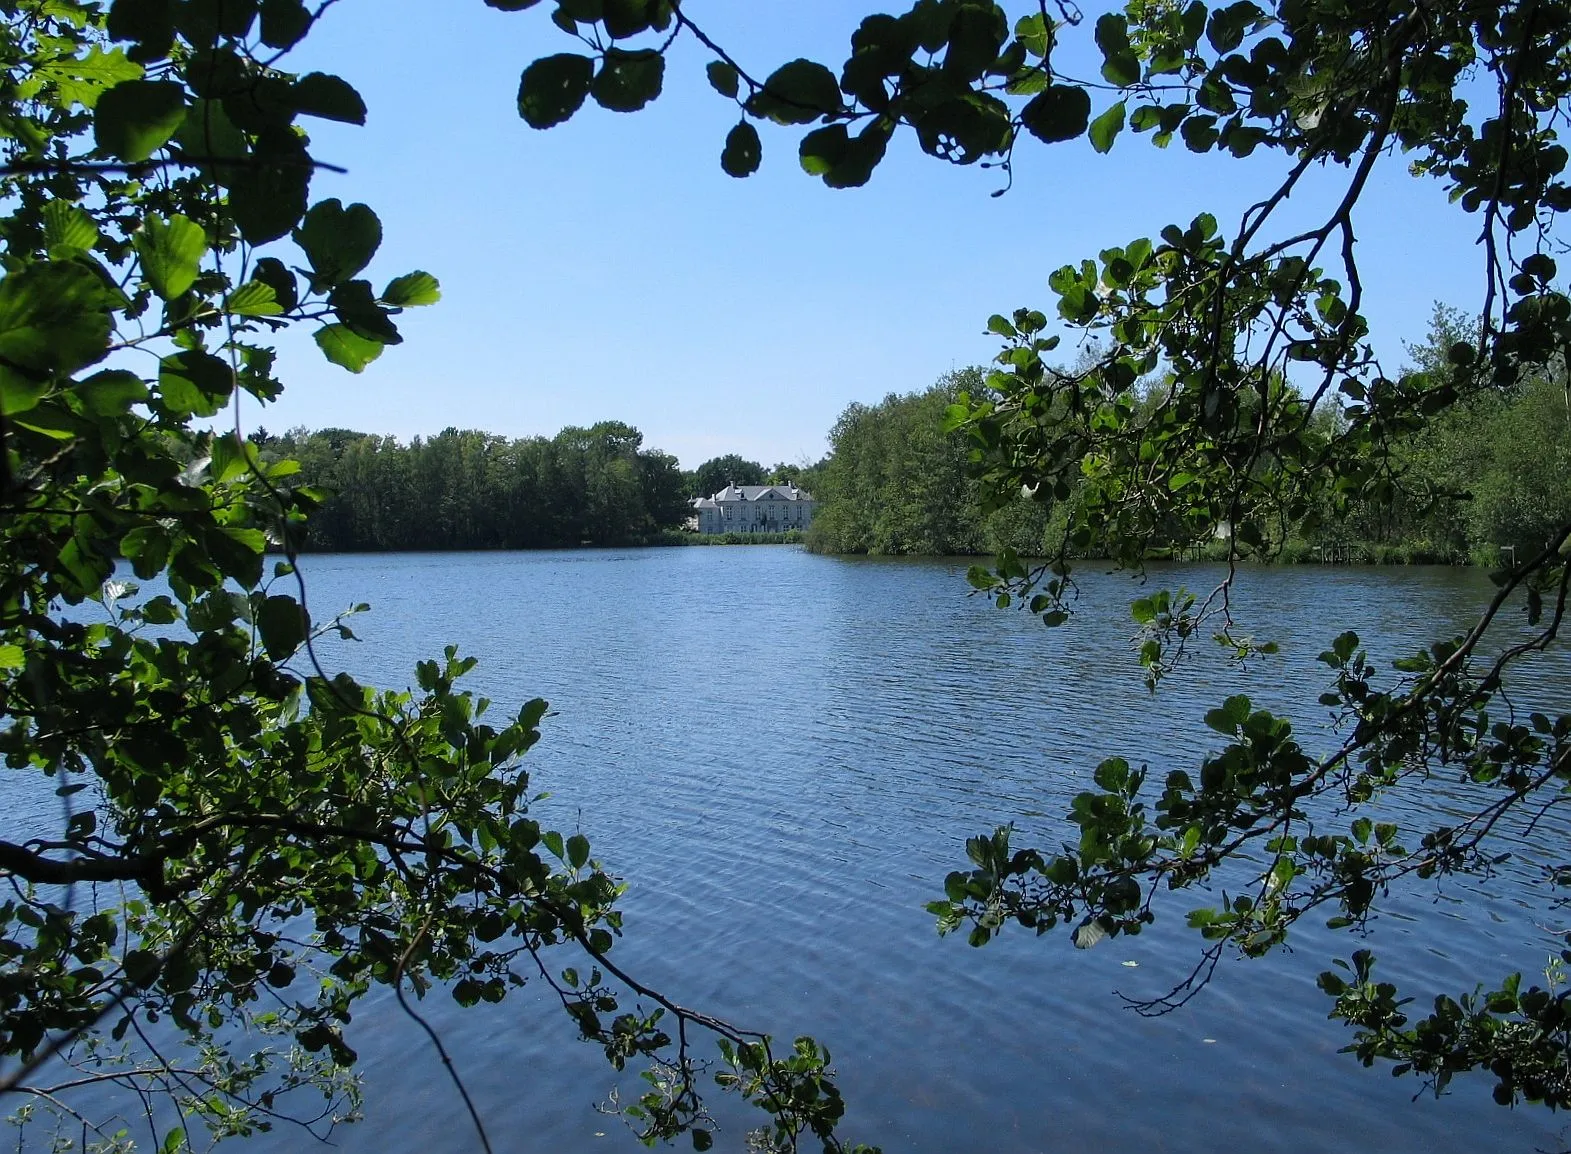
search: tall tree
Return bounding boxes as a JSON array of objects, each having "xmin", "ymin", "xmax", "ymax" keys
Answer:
[
  {"xmin": 641, "ymin": 448, "xmax": 695, "ymax": 529},
  {"xmin": 691, "ymin": 453, "xmax": 766, "ymax": 498},
  {"xmin": 807, "ymin": 371, "xmax": 1060, "ymax": 556}
]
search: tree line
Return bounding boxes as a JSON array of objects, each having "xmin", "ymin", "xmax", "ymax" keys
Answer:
[
  {"xmin": 804, "ymin": 313, "xmax": 1571, "ymax": 565},
  {"xmin": 264, "ymin": 423, "xmax": 814, "ymax": 551},
  {"xmin": 273, "ymin": 307, "xmax": 1565, "ymax": 563}
]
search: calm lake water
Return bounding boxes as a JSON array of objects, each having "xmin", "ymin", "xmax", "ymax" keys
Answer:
[{"xmin": 51, "ymin": 547, "xmax": 1571, "ymax": 1151}]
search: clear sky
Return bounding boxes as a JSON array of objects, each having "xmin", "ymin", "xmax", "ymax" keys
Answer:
[{"xmin": 244, "ymin": 2, "xmax": 1489, "ymax": 469}]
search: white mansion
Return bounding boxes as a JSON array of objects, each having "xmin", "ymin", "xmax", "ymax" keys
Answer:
[{"xmin": 691, "ymin": 483, "xmax": 817, "ymax": 534}]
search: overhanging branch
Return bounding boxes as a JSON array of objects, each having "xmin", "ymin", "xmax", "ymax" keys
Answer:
[{"xmin": 0, "ymin": 839, "xmax": 158, "ymax": 888}]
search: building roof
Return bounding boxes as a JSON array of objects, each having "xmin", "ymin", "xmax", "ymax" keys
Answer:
[{"xmin": 700, "ymin": 483, "xmax": 814, "ymax": 503}]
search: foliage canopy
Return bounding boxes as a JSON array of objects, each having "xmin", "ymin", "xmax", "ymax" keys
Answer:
[
  {"xmin": 804, "ymin": 368, "xmax": 1064, "ymax": 557},
  {"xmin": 276, "ymin": 421, "xmax": 692, "ymax": 551},
  {"xmin": 690, "ymin": 454, "xmax": 767, "ymax": 500}
]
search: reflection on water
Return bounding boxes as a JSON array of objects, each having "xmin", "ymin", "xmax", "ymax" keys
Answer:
[{"xmin": 57, "ymin": 549, "xmax": 1571, "ymax": 1151}]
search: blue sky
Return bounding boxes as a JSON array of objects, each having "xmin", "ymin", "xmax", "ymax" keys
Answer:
[{"xmin": 246, "ymin": 2, "xmax": 1487, "ymax": 469}]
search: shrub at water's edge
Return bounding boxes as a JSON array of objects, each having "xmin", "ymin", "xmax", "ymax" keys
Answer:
[{"xmin": 659, "ymin": 530, "xmax": 807, "ymax": 546}]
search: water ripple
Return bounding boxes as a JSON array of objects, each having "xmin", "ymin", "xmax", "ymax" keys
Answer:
[{"xmin": 220, "ymin": 548, "xmax": 1571, "ymax": 1153}]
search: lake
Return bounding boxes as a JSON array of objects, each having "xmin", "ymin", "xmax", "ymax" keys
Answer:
[{"xmin": 76, "ymin": 547, "xmax": 1571, "ymax": 1151}]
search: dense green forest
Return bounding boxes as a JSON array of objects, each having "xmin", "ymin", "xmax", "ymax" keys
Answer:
[
  {"xmin": 805, "ymin": 312, "xmax": 1571, "ymax": 564},
  {"xmin": 270, "ymin": 423, "xmax": 820, "ymax": 551},
  {"xmin": 1327, "ymin": 309, "xmax": 1571, "ymax": 563},
  {"xmin": 266, "ymin": 421, "xmax": 690, "ymax": 549},
  {"xmin": 803, "ymin": 368, "xmax": 1063, "ymax": 556}
]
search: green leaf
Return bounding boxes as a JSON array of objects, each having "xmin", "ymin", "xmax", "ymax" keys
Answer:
[
  {"xmin": 518, "ymin": 53, "xmax": 594, "ymax": 129},
  {"xmin": 329, "ymin": 280, "xmax": 401, "ymax": 344},
  {"xmin": 0, "ymin": 644, "xmax": 23, "ymax": 670},
  {"xmin": 749, "ymin": 59, "xmax": 841, "ymax": 125},
  {"xmin": 1006, "ymin": 67, "xmax": 1049, "ymax": 96},
  {"xmin": 76, "ymin": 369, "xmax": 148, "ymax": 416},
  {"xmin": 381, "ymin": 271, "xmax": 440, "ymax": 307},
  {"xmin": 0, "ymin": 369, "xmax": 49, "ymax": 415},
  {"xmin": 179, "ymin": 0, "xmax": 259, "ymax": 43},
  {"xmin": 257, "ymin": 594, "xmax": 306, "ymax": 660},
  {"xmin": 41, "ymin": 200, "xmax": 100, "ymax": 254},
  {"xmin": 1522, "ymin": 252, "xmax": 1557, "ymax": 281},
  {"xmin": 1095, "ymin": 13, "xmax": 1139, "ymax": 86},
  {"xmin": 258, "ymin": 0, "xmax": 311, "ymax": 48},
  {"xmin": 1207, "ymin": 3, "xmax": 1256, "ymax": 53},
  {"xmin": 1317, "ymin": 971, "xmax": 1348, "ymax": 995},
  {"xmin": 554, "ymin": 0, "xmax": 601, "ymax": 19},
  {"xmin": 1020, "ymin": 85, "xmax": 1090, "ymax": 144},
  {"xmin": 799, "ymin": 123, "xmax": 847, "ymax": 176},
  {"xmin": 1015, "ymin": 11, "xmax": 1050, "ymax": 56},
  {"xmin": 0, "ymin": 262, "xmax": 114, "ymax": 376},
  {"xmin": 1181, "ymin": 114, "xmax": 1219, "ymax": 152},
  {"xmin": 253, "ymin": 257, "xmax": 298, "ymax": 311},
  {"xmin": 224, "ymin": 280, "xmax": 283, "ymax": 316},
  {"xmin": 175, "ymin": 99, "xmax": 247, "ymax": 169},
  {"xmin": 1092, "ymin": 6, "xmax": 1141, "ymax": 55},
  {"xmin": 291, "ymin": 72, "xmax": 366, "ymax": 124},
  {"xmin": 138, "ymin": 594, "xmax": 178, "ymax": 623},
  {"xmin": 943, "ymin": 3, "xmax": 1008, "ymax": 82},
  {"xmin": 134, "ymin": 213, "xmax": 207, "ymax": 300},
  {"xmin": 314, "ymin": 324, "xmax": 385, "ymax": 373},
  {"xmin": 1203, "ymin": 708, "xmax": 1236, "ymax": 734},
  {"xmin": 602, "ymin": 0, "xmax": 665, "ymax": 37},
  {"xmin": 1101, "ymin": 51, "xmax": 1140, "ymax": 87},
  {"xmin": 35, "ymin": 46, "xmax": 143, "ymax": 110},
  {"xmin": 1089, "ymin": 101, "xmax": 1126, "ymax": 154},
  {"xmin": 293, "ymin": 199, "xmax": 381, "ymax": 289},
  {"xmin": 591, "ymin": 49, "xmax": 665, "ymax": 113},
  {"xmin": 721, "ymin": 120, "xmax": 761, "ymax": 177},
  {"xmin": 14, "ymin": 402, "xmax": 81, "ymax": 440},
  {"xmin": 566, "ymin": 833, "xmax": 590, "ymax": 869},
  {"xmin": 94, "ymin": 79, "xmax": 186, "ymax": 161},
  {"xmin": 815, "ymin": 120, "xmax": 890, "ymax": 189},
  {"xmin": 706, "ymin": 60, "xmax": 739, "ymax": 99},
  {"xmin": 108, "ymin": 0, "xmax": 176, "ymax": 60},
  {"xmin": 158, "ymin": 350, "xmax": 232, "ymax": 417},
  {"xmin": 227, "ymin": 130, "xmax": 311, "ymax": 244}
]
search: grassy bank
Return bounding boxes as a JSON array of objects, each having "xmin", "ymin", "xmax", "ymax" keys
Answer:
[{"xmin": 654, "ymin": 530, "xmax": 806, "ymax": 546}]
